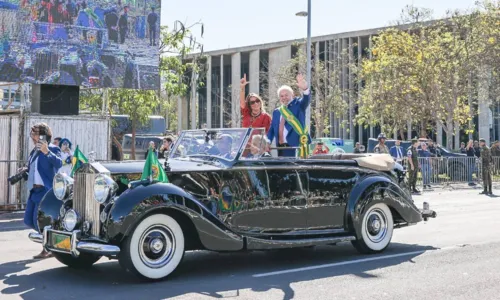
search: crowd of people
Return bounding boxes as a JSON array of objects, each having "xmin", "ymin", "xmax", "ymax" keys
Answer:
[{"xmin": 372, "ymin": 133, "xmax": 494, "ymax": 195}]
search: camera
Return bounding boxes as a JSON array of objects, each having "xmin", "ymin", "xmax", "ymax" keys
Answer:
[{"xmin": 8, "ymin": 169, "xmax": 28, "ymax": 185}]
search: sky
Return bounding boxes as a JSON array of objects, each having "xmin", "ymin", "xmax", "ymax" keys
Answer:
[{"xmin": 161, "ymin": 0, "xmax": 479, "ymax": 52}]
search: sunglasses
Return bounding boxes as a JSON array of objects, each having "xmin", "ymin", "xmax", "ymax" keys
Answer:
[{"xmin": 250, "ymin": 99, "xmax": 261, "ymax": 105}]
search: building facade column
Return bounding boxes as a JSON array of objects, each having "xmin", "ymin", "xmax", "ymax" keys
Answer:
[
  {"xmin": 249, "ymin": 50, "xmax": 260, "ymax": 94},
  {"xmin": 478, "ymin": 64, "xmax": 492, "ymax": 144},
  {"xmin": 268, "ymin": 46, "xmax": 292, "ymax": 110},
  {"xmin": 436, "ymin": 123, "xmax": 443, "ymax": 145},
  {"xmin": 357, "ymin": 36, "xmax": 363, "ymax": 144},
  {"xmin": 368, "ymin": 35, "xmax": 374, "ymax": 138},
  {"xmin": 220, "ymin": 55, "xmax": 224, "ymax": 127},
  {"xmin": 342, "ymin": 38, "xmax": 348, "ymax": 139},
  {"xmin": 348, "ymin": 37, "xmax": 354, "ymax": 140},
  {"xmin": 190, "ymin": 68, "xmax": 198, "ymax": 129},
  {"xmin": 206, "ymin": 56, "xmax": 212, "ymax": 128},
  {"xmin": 231, "ymin": 52, "xmax": 241, "ymax": 128},
  {"xmin": 177, "ymin": 96, "xmax": 182, "ymax": 131}
]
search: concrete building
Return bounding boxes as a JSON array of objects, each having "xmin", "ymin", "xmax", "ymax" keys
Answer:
[{"xmin": 179, "ymin": 23, "xmax": 495, "ymax": 148}]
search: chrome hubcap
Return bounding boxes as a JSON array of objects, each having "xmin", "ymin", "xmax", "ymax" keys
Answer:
[
  {"xmin": 139, "ymin": 225, "xmax": 175, "ymax": 269},
  {"xmin": 150, "ymin": 238, "xmax": 164, "ymax": 254},
  {"xmin": 365, "ymin": 208, "xmax": 388, "ymax": 243}
]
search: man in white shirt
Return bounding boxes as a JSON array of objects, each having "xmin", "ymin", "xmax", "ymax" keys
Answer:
[{"xmin": 23, "ymin": 123, "xmax": 62, "ymax": 259}]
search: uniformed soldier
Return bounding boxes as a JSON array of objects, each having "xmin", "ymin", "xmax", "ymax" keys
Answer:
[
  {"xmin": 407, "ymin": 138, "xmax": 420, "ymax": 193},
  {"xmin": 491, "ymin": 141, "xmax": 500, "ymax": 175},
  {"xmin": 479, "ymin": 138, "xmax": 493, "ymax": 195},
  {"xmin": 374, "ymin": 133, "xmax": 389, "ymax": 154}
]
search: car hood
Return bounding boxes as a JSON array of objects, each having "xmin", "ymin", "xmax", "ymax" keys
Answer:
[{"xmin": 101, "ymin": 157, "xmax": 225, "ymax": 175}]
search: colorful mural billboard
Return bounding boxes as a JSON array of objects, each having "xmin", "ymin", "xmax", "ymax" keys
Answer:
[{"xmin": 0, "ymin": 0, "xmax": 160, "ymax": 89}]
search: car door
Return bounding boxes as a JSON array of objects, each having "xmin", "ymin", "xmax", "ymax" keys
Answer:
[
  {"xmin": 222, "ymin": 163, "xmax": 308, "ymax": 234},
  {"xmin": 307, "ymin": 168, "xmax": 358, "ymax": 230}
]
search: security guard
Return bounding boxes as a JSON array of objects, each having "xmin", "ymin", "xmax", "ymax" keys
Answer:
[
  {"xmin": 479, "ymin": 138, "xmax": 493, "ymax": 195},
  {"xmin": 374, "ymin": 133, "xmax": 389, "ymax": 154},
  {"xmin": 407, "ymin": 138, "xmax": 420, "ymax": 193}
]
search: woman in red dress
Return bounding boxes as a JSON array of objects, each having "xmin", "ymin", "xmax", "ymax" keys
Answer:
[{"xmin": 239, "ymin": 74, "xmax": 271, "ymax": 134}]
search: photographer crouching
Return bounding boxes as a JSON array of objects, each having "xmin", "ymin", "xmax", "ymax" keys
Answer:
[{"xmin": 10, "ymin": 123, "xmax": 62, "ymax": 259}]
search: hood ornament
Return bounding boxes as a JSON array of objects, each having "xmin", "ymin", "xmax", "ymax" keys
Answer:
[{"xmin": 88, "ymin": 151, "xmax": 96, "ymax": 163}]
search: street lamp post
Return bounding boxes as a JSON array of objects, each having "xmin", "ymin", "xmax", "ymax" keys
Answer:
[{"xmin": 296, "ymin": 0, "xmax": 312, "ymax": 134}]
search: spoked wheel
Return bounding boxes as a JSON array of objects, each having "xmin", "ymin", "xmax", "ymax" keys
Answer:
[
  {"xmin": 352, "ymin": 203, "xmax": 394, "ymax": 254},
  {"xmin": 119, "ymin": 214, "xmax": 185, "ymax": 281}
]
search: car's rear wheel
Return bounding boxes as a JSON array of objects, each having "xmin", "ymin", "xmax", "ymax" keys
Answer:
[
  {"xmin": 119, "ymin": 214, "xmax": 185, "ymax": 281},
  {"xmin": 53, "ymin": 252, "xmax": 101, "ymax": 269},
  {"xmin": 351, "ymin": 202, "xmax": 394, "ymax": 254}
]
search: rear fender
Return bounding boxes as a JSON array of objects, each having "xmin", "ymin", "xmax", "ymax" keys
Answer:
[
  {"xmin": 105, "ymin": 183, "xmax": 243, "ymax": 251},
  {"xmin": 345, "ymin": 175, "xmax": 422, "ymax": 237}
]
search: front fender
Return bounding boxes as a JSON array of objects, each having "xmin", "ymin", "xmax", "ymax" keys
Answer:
[
  {"xmin": 346, "ymin": 175, "xmax": 422, "ymax": 238},
  {"xmin": 105, "ymin": 183, "xmax": 244, "ymax": 251},
  {"xmin": 36, "ymin": 189, "xmax": 64, "ymax": 233}
]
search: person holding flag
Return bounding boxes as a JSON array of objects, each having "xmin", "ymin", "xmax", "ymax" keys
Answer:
[{"xmin": 267, "ymin": 73, "xmax": 311, "ymax": 157}]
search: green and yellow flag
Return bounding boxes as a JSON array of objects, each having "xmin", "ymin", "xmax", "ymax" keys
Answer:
[
  {"xmin": 70, "ymin": 145, "xmax": 88, "ymax": 177},
  {"xmin": 278, "ymin": 105, "xmax": 310, "ymax": 158},
  {"xmin": 141, "ymin": 146, "xmax": 169, "ymax": 183}
]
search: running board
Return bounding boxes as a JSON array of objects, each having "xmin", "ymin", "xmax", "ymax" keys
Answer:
[{"xmin": 246, "ymin": 235, "xmax": 356, "ymax": 250}]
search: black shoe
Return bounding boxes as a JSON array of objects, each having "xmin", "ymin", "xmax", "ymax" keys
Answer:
[
  {"xmin": 480, "ymin": 190, "xmax": 488, "ymax": 194},
  {"xmin": 412, "ymin": 189, "xmax": 421, "ymax": 193}
]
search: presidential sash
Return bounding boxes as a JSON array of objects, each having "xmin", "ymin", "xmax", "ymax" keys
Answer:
[{"xmin": 278, "ymin": 105, "xmax": 309, "ymax": 158}]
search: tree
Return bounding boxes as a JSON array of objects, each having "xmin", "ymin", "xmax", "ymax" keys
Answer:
[
  {"xmin": 109, "ymin": 89, "xmax": 160, "ymax": 160},
  {"xmin": 160, "ymin": 21, "xmax": 206, "ymax": 131},
  {"xmin": 356, "ymin": 2, "xmax": 499, "ymax": 146},
  {"xmin": 80, "ymin": 21, "xmax": 207, "ymax": 159}
]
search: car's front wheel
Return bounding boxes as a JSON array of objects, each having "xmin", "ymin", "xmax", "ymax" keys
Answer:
[
  {"xmin": 119, "ymin": 214, "xmax": 185, "ymax": 281},
  {"xmin": 53, "ymin": 252, "xmax": 101, "ymax": 268},
  {"xmin": 352, "ymin": 202, "xmax": 394, "ymax": 254}
]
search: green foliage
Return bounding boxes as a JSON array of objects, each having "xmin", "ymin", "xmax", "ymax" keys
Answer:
[
  {"xmin": 357, "ymin": 0, "xmax": 499, "ymax": 146},
  {"xmin": 160, "ymin": 22, "xmax": 207, "ymax": 131}
]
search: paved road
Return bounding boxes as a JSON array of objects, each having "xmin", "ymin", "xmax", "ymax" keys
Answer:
[{"xmin": 0, "ymin": 188, "xmax": 499, "ymax": 300}]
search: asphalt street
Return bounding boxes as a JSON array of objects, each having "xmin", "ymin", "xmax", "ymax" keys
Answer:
[{"xmin": 0, "ymin": 187, "xmax": 499, "ymax": 300}]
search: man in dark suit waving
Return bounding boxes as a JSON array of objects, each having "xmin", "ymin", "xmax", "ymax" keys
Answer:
[
  {"xmin": 23, "ymin": 122, "xmax": 62, "ymax": 259},
  {"xmin": 267, "ymin": 74, "xmax": 311, "ymax": 157}
]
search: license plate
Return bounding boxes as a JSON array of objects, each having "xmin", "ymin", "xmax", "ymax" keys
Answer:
[
  {"xmin": 51, "ymin": 232, "xmax": 71, "ymax": 252},
  {"xmin": 123, "ymin": 154, "xmax": 130, "ymax": 160}
]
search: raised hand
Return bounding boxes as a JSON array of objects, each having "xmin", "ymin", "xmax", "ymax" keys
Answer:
[
  {"xmin": 240, "ymin": 74, "xmax": 249, "ymax": 88},
  {"xmin": 296, "ymin": 73, "xmax": 308, "ymax": 90}
]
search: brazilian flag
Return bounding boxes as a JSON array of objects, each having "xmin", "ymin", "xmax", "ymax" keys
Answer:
[
  {"xmin": 141, "ymin": 146, "xmax": 169, "ymax": 183},
  {"xmin": 70, "ymin": 145, "xmax": 88, "ymax": 177}
]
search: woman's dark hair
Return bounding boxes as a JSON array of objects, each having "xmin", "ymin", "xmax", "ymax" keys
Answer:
[{"xmin": 31, "ymin": 122, "xmax": 53, "ymax": 143}]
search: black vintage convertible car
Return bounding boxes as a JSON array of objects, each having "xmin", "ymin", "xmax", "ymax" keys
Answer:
[{"xmin": 28, "ymin": 127, "xmax": 436, "ymax": 280}]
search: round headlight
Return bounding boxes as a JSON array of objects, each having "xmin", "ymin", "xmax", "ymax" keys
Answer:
[
  {"xmin": 63, "ymin": 209, "xmax": 79, "ymax": 231},
  {"xmin": 94, "ymin": 175, "xmax": 109, "ymax": 204},
  {"xmin": 94, "ymin": 174, "xmax": 117, "ymax": 204},
  {"xmin": 53, "ymin": 173, "xmax": 74, "ymax": 201}
]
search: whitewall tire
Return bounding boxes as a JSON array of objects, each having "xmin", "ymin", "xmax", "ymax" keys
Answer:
[
  {"xmin": 119, "ymin": 214, "xmax": 185, "ymax": 280},
  {"xmin": 352, "ymin": 203, "xmax": 394, "ymax": 254}
]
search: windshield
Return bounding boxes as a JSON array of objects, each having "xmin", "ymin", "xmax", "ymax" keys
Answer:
[{"xmin": 170, "ymin": 128, "xmax": 251, "ymax": 161}]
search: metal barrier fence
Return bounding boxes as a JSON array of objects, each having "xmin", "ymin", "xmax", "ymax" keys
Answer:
[{"xmin": 402, "ymin": 156, "xmax": 500, "ymax": 191}]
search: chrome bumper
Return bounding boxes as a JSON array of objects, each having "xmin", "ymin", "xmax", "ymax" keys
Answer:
[{"xmin": 28, "ymin": 226, "xmax": 120, "ymax": 257}]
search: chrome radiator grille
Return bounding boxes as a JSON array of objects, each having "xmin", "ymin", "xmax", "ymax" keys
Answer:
[{"xmin": 74, "ymin": 172, "xmax": 101, "ymax": 236}]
